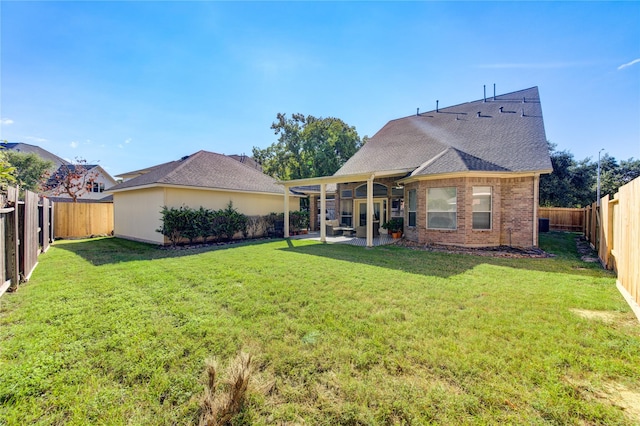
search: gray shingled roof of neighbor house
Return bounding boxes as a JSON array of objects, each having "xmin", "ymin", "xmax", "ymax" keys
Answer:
[
  {"xmin": 108, "ymin": 150, "xmax": 286, "ymax": 194},
  {"xmin": 1, "ymin": 142, "xmax": 70, "ymax": 169},
  {"xmin": 334, "ymin": 87, "xmax": 552, "ymax": 177}
]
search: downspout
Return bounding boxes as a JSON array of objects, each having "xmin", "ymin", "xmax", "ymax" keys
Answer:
[
  {"xmin": 320, "ymin": 184, "xmax": 327, "ymax": 243},
  {"xmin": 533, "ymin": 174, "xmax": 539, "ymax": 247}
]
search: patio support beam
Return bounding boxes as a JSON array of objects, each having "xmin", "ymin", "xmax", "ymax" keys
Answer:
[
  {"xmin": 320, "ymin": 183, "xmax": 327, "ymax": 242},
  {"xmin": 367, "ymin": 176, "xmax": 374, "ymax": 247},
  {"xmin": 284, "ymin": 189, "xmax": 290, "ymax": 238}
]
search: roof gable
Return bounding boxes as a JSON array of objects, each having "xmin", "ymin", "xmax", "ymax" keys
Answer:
[
  {"xmin": 1, "ymin": 142, "xmax": 69, "ymax": 169},
  {"xmin": 335, "ymin": 87, "xmax": 552, "ymax": 177},
  {"xmin": 108, "ymin": 151, "xmax": 285, "ymax": 195}
]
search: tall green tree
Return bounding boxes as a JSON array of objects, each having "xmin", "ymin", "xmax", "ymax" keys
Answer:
[
  {"xmin": 5, "ymin": 151, "xmax": 54, "ymax": 192},
  {"xmin": 252, "ymin": 113, "xmax": 364, "ymax": 180},
  {"xmin": 0, "ymin": 147, "xmax": 17, "ymax": 187},
  {"xmin": 540, "ymin": 142, "xmax": 639, "ymax": 207}
]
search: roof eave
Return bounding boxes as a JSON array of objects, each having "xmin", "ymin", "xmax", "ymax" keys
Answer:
[
  {"xmin": 398, "ymin": 169, "xmax": 553, "ymax": 184},
  {"xmin": 279, "ymin": 168, "xmax": 415, "ymax": 187}
]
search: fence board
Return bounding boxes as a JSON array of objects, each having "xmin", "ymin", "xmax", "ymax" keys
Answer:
[
  {"xmin": 22, "ymin": 191, "xmax": 40, "ymax": 281},
  {"xmin": 6, "ymin": 187, "xmax": 19, "ymax": 290},
  {"xmin": 54, "ymin": 202, "xmax": 114, "ymax": 238},
  {"xmin": 538, "ymin": 207, "xmax": 585, "ymax": 232},
  {"xmin": 584, "ymin": 177, "xmax": 640, "ymax": 316},
  {"xmin": 614, "ymin": 178, "xmax": 639, "ymax": 307}
]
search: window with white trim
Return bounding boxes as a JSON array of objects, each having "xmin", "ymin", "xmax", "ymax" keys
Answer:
[
  {"xmin": 407, "ymin": 189, "xmax": 417, "ymax": 227},
  {"xmin": 91, "ymin": 182, "xmax": 105, "ymax": 193},
  {"xmin": 472, "ymin": 186, "xmax": 492, "ymax": 230},
  {"xmin": 340, "ymin": 200, "xmax": 353, "ymax": 227},
  {"xmin": 427, "ymin": 187, "xmax": 457, "ymax": 230}
]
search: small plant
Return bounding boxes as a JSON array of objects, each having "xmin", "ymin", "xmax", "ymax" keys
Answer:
[
  {"xmin": 199, "ymin": 353, "xmax": 252, "ymax": 426},
  {"xmin": 382, "ymin": 217, "xmax": 404, "ymax": 233},
  {"xmin": 289, "ymin": 210, "xmax": 309, "ymax": 232}
]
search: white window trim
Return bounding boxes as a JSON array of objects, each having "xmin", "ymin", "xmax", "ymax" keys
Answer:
[
  {"xmin": 426, "ymin": 187, "xmax": 457, "ymax": 230},
  {"xmin": 472, "ymin": 186, "xmax": 492, "ymax": 231}
]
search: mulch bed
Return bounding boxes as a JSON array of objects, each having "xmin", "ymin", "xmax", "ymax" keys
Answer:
[{"xmin": 391, "ymin": 239, "xmax": 553, "ymax": 258}]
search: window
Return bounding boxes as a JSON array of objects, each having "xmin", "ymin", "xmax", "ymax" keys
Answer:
[
  {"xmin": 472, "ymin": 186, "xmax": 492, "ymax": 230},
  {"xmin": 427, "ymin": 187, "xmax": 457, "ymax": 229},
  {"xmin": 355, "ymin": 183, "xmax": 388, "ymax": 198},
  {"xmin": 407, "ymin": 189, "xmax": 417, "ymax": 227},
  {"xmin": 91, "ymin": 182, "xmax": 105, "ymax": 193},
  {"xmin": 340, "ymin": 200, "xmax": 353, "ymax": 227},
  {"xmin": 341, "ymin": 189, "xmax": 353, "ymax": 199}
]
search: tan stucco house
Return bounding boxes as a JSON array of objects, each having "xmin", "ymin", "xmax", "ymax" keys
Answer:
[
  {"xmin": 108, "ymin": 150, "xmax": 300, "ymax": 244},
  {"xmin": 282, "ymin": 86, "xmax": 552, "ymax": 248}
]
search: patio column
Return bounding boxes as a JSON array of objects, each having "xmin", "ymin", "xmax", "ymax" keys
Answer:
[
  {"xmin": 320, "ymin": 183, "xmax": 327, "ymax": 242},
  {"xmin": 284, "ymin": 186, "xmax": 290, "ymax": 238},
  {"xmin": 367, "ymin": 176, "xmax": 374, "ymax": 247}
]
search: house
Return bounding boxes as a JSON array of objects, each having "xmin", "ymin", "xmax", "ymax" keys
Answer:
[
  {"xmin": 281, "ymin": 86, "xmax": 552, "ymax": 248},
  {"xmin": 107, "ymin": 150, "xmax": 301, "ymax": 245},
  {"xmin": 1, "ymin": 142, "xmax": 69, "ymax": 170},
  {"xmin": 44, "ymin": 164, "xmax": 117, "ymax": 202},
  {"xmin": 2, "ymin": 141, "xmax": 116, "ymax": 202}
]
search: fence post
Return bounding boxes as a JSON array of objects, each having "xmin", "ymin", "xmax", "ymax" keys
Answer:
[{"xmin": 6, "ymin": 187, "xmax": 19, "ymax": 290}]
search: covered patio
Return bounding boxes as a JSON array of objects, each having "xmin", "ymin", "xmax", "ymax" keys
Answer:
[
  {"xmin": 281, "ymin": 170, "xmax": 411, "ymax": 248},
  {"xmin": 289, "ymin": 231, "xmax": 397, "ymax": 247}
]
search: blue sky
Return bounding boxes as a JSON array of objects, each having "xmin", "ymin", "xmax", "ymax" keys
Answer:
[{"xmin": 1, "ymin": 1, "xmax": 638, "ymax": 177}]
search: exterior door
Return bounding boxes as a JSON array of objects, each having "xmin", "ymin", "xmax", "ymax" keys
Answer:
[{"xmin": 356, "ymin": 199, "xmax": 387, "ymax": 229}]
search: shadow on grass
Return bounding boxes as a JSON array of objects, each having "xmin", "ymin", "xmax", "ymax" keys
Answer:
[
  {"xmin": 278, "ymin": 232, "xmax": 611, "ymax": 279},
  {"xmin": 53, "ymin": 236, "xmax": 281, "ymax": 266},
  {"xmin": 52, "ymin": 233, "xmax": 611, "ymax": 281}
]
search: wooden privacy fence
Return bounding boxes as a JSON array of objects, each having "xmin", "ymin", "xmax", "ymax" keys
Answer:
[
  {"xmin": 584, "ymin": 177, "xmax": 640, "ymax": 313},
  {"xmin": 54, "ymin": 202, "xmax": 114, "ymax": 238},
  {"xmin": 538, "ymin": 207, "xmax": 585, "ymax": 232},
  {"xmin": 1, "ymin": 186, "xmax": 54, "ymax": 296}
]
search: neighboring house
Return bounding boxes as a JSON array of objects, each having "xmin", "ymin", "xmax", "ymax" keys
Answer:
[
  {"xmin": 44, "ymin": 164, "xmax": 117, "ymax": 202},
  {"xmin": 282, "ymin": 86, "xmax": 552, "ymax": 248},
  {"xmin": 107, "ymin": 150, "xmax": 301, "ymax": 245},
  {"xmin": 1, "ymin": 142, "xmax": 69, "ymax": 170}
]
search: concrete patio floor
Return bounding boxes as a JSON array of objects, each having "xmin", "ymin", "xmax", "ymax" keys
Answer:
[{"xmin": 289, "ymin": 231, "xmax": 397, "ymax": 247}]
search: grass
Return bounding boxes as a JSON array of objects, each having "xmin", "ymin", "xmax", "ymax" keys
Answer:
[{"xmin": 1, "ymin": 232, "xmax": 639, "ymax": 425}]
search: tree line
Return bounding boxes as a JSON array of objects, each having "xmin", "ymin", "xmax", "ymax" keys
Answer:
[{"xmin": 539, "ymin": 142, "xmax": 640, "ymax": 208}]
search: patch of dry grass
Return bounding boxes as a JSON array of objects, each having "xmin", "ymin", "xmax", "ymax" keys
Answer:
[{"xmin": 199, "ymin": 353, "xmax": 252, "ymax": 426}]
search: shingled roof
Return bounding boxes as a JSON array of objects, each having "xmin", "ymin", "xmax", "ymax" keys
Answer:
[
  {"xmin": 1, "ymin": 142, "xmax": 69, "ymax": 170},
  {"xmin": 108, "ymin": 150, "xmax": 286, "ymax": 195},
  {"xmin": 334, "ymin": 87, "xmax": 552, "ymax": 177}
]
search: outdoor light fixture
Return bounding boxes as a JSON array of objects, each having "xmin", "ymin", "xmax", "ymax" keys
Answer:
[{"xmin": 597, "ymin": 148, "xmax": 604, "ymax": 207}]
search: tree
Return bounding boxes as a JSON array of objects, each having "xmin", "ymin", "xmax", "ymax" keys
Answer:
[
  {"xmin": 539, "ymin": 141, "xmax": 596, "ymax": 208},
  {"xmin": 600, "ymin": 156, "xmax": 640, "ymax": 198},
  {"xmin": 5, "ymin": 151, "xmax": 54, "ymax": 192},
  {"xmin": 0, "ymin": 146, "xmax": 17, "ymax": 187},
  {"xmin": 539, "ymin": 141, "xmax": 639, "ymax": 207},
  {"xmin": 44, "ymin": 158, "xmax": 98, "ymax": 202},
  {"xmin": 252, "ymin": 113, "xmax": 364, "ymax": 180}
]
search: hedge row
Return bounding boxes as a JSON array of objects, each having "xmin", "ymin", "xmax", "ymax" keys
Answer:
[{"xmin": 156, "ymin": 202, "xmax": 248, "ymax": 246}]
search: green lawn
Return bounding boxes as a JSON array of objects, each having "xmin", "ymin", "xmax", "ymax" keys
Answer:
[{"xmin": 1, "ymin": 233, "xmax": 639, "ymax": 425}]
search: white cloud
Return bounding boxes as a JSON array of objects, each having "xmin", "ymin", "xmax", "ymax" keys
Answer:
[
  {"xmin": 25, "ymin": 136, "xmax": 48, "ymax": 143},
  {"xmin": 0, "ymin": 118, "xmax": 14, "ymax": 126},
  {"xmin": 118, "ymin": 144, "xmax": 124, "ymax": 149},
  {"xmin": 70, "ymin": 141, "xmax": 79, "ymax": 148},
  {"xmin": 125, "ymin": 138, "xmax": 132, "ymax": 144},
  {"xmin": 618, "ymin": 58, "xmax": 640, "ymax": 70}
]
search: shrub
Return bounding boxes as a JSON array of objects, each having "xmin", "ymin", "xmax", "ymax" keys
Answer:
[
  {"xmin": 156, "ymin": 206, "xmax": 190, "ymax": 246},
  {"xmin": 156, "ymin": 202, "xmax": 248, "ymax": 245}
]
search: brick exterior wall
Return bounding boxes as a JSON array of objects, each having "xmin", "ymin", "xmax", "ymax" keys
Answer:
[{"xmin": 338, "ymin": 175, "xmax": 538, "ymax": 248}]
